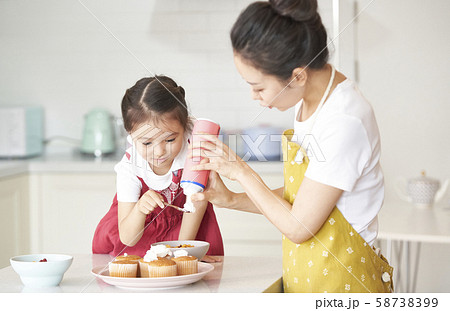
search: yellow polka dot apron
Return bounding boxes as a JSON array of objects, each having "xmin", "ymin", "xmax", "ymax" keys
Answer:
[
  {"xmin": 281, "ymin": 66, "xmax": 393, "ymax": 293},
  {"xmin": 281, "ymin": 129, "xmax": 394, "ymax": 293}
]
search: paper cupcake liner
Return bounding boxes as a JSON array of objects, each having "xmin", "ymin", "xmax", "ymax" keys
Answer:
[
  {"xmin": 175, "ymin": 259, "xmax": 198, "ymax": 275},
  {"xmin": 116, "ymin": 259, "xmax": 141, "ymax": 277},
  {"xmin": 148, "ymin": 264, "xmax": 177, "ymax": 278},
  {"xmin": 139, "ymin": 261, "xmax": 149, "ymax": 278},
  {"xmin": 109, "ymin": 263, "xmax": 137, "ymax": 278}
]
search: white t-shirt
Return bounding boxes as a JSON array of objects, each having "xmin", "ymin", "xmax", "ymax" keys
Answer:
[
  {"xmin": 293, "ymin": 79, "xmax": 384, "ymax": 246},
  {"xmin": 114, "ymin": 135, "xmax": 188, "ymax": 203}
]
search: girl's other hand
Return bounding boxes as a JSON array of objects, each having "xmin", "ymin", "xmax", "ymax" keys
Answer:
[
  {"xmin": 135, "ymin": 189, "xmax": 165, "ymax": 215},
  {"xmin": 201, "ymin": 255, "xmax": 222, "ymax": 263}
]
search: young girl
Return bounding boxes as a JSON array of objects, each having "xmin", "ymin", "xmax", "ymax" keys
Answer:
[
  {"xmin": 189, "ymin": 0, "xmax": 393, "ymax": 292},
  {"xmin": 92, "ymin": 75, "xmax": 224, "ymax": 258}
]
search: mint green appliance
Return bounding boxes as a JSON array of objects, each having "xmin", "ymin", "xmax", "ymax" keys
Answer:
[{"xmin": 81, "ymin": 108, "xmax": 115, "ymax": 157}]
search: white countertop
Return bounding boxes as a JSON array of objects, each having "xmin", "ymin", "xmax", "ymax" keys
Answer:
[
  {"xmin": 0, "ymin": 150, "xmax": 120, "ymax": 178},
  {"xmin": 0, "ymin": 149, "xmax": 284, "ymax": 179},
  {"xmin": 378, "ymin": 200, "xmax": 450, "ymax": 244},
  {"xmin": 0, "ymin": 255, "xmax": 282, "ymax": 293},
  {"xmin": 0, "ymin": 161, "xmax": 28, "ymax": 178}
]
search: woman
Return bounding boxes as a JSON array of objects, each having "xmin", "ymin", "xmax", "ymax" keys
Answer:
[{"xmin": 189, "ymin": 0, "xmax": 393, "ymax": 293}]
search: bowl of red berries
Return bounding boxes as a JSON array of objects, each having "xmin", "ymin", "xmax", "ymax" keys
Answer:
[{"xmin": 10, "ymin": 254, "xmax": 73, "ymax": 287}]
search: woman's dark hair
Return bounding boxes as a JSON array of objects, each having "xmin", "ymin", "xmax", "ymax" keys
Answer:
[
  {"xmin": 121, "ymin": 75, "xmax": 192, "ymax": 134},
  {"xmin": 230, "ymin": 0, "xmax": 329, "ymax": 81}
]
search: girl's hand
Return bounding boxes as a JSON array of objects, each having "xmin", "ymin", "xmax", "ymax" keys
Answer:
[
  {"xmin": 135, "ymin": 189, "xmax": 165, "ymax": 215},
  {"xmin": 201, "ymin": 255, "xmax": 222, "ymax": 263},
  {"xmin": 188, "ymin": 134, "xmax": 249, "ymax": 181}
]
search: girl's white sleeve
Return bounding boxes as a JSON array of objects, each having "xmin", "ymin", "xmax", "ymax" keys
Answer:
[
  {"xmin": 305, "ymin": 115, "xmax": 372, "ymax": 192},
  {"xmin": 114, "ymin": 158, "xmax": 142, "ymax": 203}
]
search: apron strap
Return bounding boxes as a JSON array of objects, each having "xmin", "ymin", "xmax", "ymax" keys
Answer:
[{"xmin": 301, "ymin": 65, "xmax": 336, "ymax": 149}]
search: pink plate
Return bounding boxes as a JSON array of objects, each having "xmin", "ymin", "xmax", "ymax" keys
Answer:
[{"xmin": 91, "ymin": 262, "xmax": 214, "ymax": 289}]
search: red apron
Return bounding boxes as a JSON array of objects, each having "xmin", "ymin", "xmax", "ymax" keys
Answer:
[{"xmin": 92, "ymin": 169, "xmax": 224, "ymax": 257}]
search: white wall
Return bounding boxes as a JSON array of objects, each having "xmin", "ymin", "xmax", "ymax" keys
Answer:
[
  {"xmin": 355, "ymin": 0, "xmax": 450, "ymax": 202},
  {"xmin": 355, "ymin": 0, "xmax": 450, "ymax": 292},
  {"xmin": 0, "ymin": 0, "xmax": 335, "ymax": 141},
  {"xmin": 6, "ymin": 0, "xmax": 448, "ymax": 198}
]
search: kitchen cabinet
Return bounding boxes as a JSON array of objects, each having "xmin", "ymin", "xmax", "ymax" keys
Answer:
[
  {"xmin": 29, "ymin": 173, "xmax": 116, "ymax": 254},
  {"xmin": 0, "ymin": 174, "xmax": 30, "ymax": 268}
]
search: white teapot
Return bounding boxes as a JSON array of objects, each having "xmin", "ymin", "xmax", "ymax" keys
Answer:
[{"xmin": 396, "ymin": 171, "xmax": 449, "ymax": 208}]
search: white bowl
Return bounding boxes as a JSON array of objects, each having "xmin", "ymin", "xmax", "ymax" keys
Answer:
[
  {"xmin": 152, "ymin": 240, "xmax": 210, "ymax": 260},
  {"xmin": 10, "ymin": 254, "xmax": 73, "ymax": 288}
]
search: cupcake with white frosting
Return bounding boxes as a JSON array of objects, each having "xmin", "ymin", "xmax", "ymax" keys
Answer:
[
  {"xmin": 171, "ymin": 249, "xmax": 198, "ymax": 275},
  {"xmin": 140, "ymin": 245, "xmax": 176, "ymax": 278},
  {"xmin": 150, "ymin": 244, "xmax": 173, "ymax": 258}
]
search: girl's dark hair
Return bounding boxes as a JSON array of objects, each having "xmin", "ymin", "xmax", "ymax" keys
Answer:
[
  {"xmin": 121, "ymin": 75, "xmax": 192, "ymax": 134},
  {"xmin": 230, "ymin": 0, "xmax": 329, "ymax": 81}
]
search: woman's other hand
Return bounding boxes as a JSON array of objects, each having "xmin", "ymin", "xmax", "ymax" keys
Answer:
[
  {"xmin": 188, "ymin": 134, "xmax": 248, "ymax": 181},
  {"xmin": 190, "ymin": 171, "xmax": 235, "ymax": 209}
]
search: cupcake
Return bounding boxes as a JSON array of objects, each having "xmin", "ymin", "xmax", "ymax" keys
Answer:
[
  {"xmin": 139, "ymin": 250, "xmax": 158, "ymax": 278},
  {"xmin": 109, "ymin": 260, "xmax": 138, "ymax": 278},
  {"xmin": 140, "ymin": 247, "xmax": 176, "ymax": 278},
  {"xmin": 139, "ymin": 258, "xmax": 151, "ymax": 278},
  {"xmin": 147, "ymin": 257, "xmax": 177, "ymax": 278},
  {"xmin": 172, "ymin": 250, "xmax": 198, "ymax": 275},
  {"xmin": 115, "ymin": 253, "xmax": 142, "ymax": 276}
]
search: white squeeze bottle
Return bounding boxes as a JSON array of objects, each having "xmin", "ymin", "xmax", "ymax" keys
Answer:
[{"xmin": 180, "ymin": 118, "xmax": 220, "ymax": 212}]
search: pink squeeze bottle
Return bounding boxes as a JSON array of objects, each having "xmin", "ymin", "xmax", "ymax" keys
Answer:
[{"xmin": 181, "ymin": 118, "xmax": 220, "ymax": 212}]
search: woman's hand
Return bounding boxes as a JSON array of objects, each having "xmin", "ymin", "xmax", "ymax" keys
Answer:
[
  {"xmin": 188, "ymin": 134, "xmax": 263, "ymax": 214},
  {"xmin": 190, "ymin": 171, "xmax": 235, "ymax": 209},
  {"xmin": 188, "ymin": 134, "xmax": 249, "ymax": 181},
  {"xmin": 134, "ymin": 189, "xmax": 165, "ymax": 215}
]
